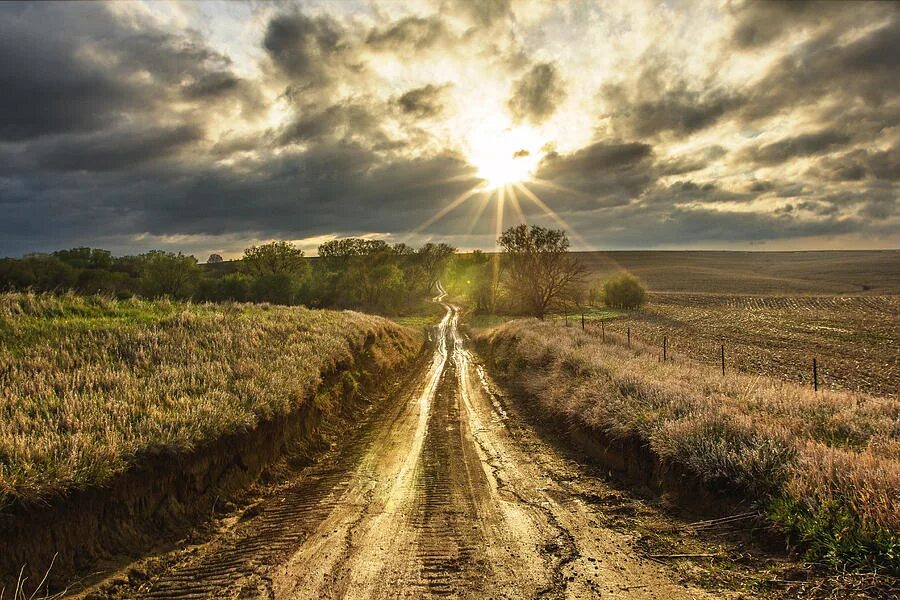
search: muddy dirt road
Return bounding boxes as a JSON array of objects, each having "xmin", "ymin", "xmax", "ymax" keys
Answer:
[{"xmin": 102, "ymin": 293, "xmax": 715, "ymax": 599}]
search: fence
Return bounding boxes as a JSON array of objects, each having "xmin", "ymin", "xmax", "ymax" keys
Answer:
[{"xmin": 567, "ymin": 312, "xmax": 825, "ymax": 392}]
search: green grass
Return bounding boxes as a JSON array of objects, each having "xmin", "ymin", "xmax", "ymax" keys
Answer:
[
  {"xmin": 0, "ymin": 293, "xmax": 421, "ymax": 509},
  {"xmin": 478, "ymin": 319, "xmax": 900, "ymax": 575},
  {"xmin": 389, "ymin": 297, "xmax": 447, "ymax": 329}
]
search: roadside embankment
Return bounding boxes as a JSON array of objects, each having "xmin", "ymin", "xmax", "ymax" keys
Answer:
[
  {"xmin": 0, "ymin": 293, "xmax": 423, "ymax": 593},
  {"xmin": 475, "ymin": 319, "xmax": 899, "ymax": 576}
]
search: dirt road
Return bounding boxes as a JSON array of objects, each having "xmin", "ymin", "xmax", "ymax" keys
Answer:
[{"xmin": 105, "ymin": 294, "xmax": 715, "ymax": 599}]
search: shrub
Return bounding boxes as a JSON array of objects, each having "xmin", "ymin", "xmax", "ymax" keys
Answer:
[{"xmin": 602, "ymin": 274, "xmax": 647, "ymax": 309}]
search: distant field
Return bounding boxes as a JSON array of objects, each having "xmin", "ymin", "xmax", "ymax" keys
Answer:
[
  {"xmin": 577, "ymin": 250, "xmax": 900, "ymax": 295},
  {"xmin": 588, "ymin": 293, "xmax": 899, "ymax": 398},
  {"xmin": 0, "ymin": 294, "xmax": 419, "ymax": 507}
]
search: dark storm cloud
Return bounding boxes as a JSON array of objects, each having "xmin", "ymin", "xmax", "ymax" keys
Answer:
[
  {"xmin": 0, "ymin": 1, "xmax": 247, "ymax": 144},
  {"xmin": 264, "ymin": 12, "xmax": 350, "ymax": 86},
  {"xmin": 740, "ymin": 10, "xmax": 900, "ymax": 123},
  {"xmin": 396, "ymin": 84, "xmax": 448, "ymax": 118},
  {"xmin": 507, "ymin": 63, "xmax": 566, "ymax": 125},
  {"xmin": 277, "ymin": 102, "xmax": 380, "ymax": 145},
  {"xmin": 35, "ymin": 125, "xmax": 204, "ymax": 173},
  {"xmin": 0, "ymin": 144, "xmax": 479, "ymax": 257},
  {"xmin": 454, "ymin": 0, "xmax": 512, "ymax": 27},
  {"xmin": 729, "ymin": 0, "xmax": 838, "ymax": 49},
  {"xmin": 535, "ymin": 142, "xmax": 655, "ymax": 206},
  {"xmin": 0, "ymin": 4, "xmax": 136, "ymax": 141},
  {"xmin": 807, "ymin": 147, "xmax": 900, "ymax": 183},
  {"xmin": 601, "ymin": 63, "xmax": 743, "ymax": 138},
  {"xmin": 366, "ymin": 16, "xmax": 448, "ymax": 51},
  {"xmin": 656, "ymin": 146, "xmax": 727, "ymax": 176},
  {"xmin": 739, "ymin": 129, "xmax": 852, "ymax": 165},
  {"xmin": 182, "ymin": 72, "xmax": 241, "ymax": 98}
]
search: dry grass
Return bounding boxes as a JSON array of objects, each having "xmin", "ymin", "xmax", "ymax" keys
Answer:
[
  {"xmin": 478, "ymin": 319, "xmax": 899, "ymax": 573},
  {"xmin": 0, "ymin": 293, "xmax": 420, "ymax": 508}
]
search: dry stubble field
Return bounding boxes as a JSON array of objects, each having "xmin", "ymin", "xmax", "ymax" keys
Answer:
[{"xmin": 592, "ymin": 293, "xmax": 899, "ymax": 398}]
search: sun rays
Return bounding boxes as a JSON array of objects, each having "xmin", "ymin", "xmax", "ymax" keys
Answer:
[{"xmin": 405, "ymin": 121, "xmax": 602, "ymax": 253}]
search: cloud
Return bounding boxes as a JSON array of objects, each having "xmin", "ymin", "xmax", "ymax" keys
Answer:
[
  {"xmin": 507, "ymin": 63, "xmax": 566, "ymax": 125},
  {"xmin": 366, "ymin": 16, "xmax": 448, "ymax": 51},
  {"xmin": 36, "ymin": 125, "xmax": 204, "ymax": 172},
  {"xmin": 600, "ymin": 59, "xmax": 744, "ymax": 138},
  {"xmin": 535, "ymin": 141, "xmax": 655, "ymax": 206},
  {"xmin": 729, "ymin": 0, "xmax": 837, "ymax": 49},
  {"xmin": 0, "ymin": 1, "xmax": 897, "ymax": 257},
  {"xmin": 453, "ymin": 0, "xmax": 512, "ymax": 27},
  {"xmin": 741, "ymin": 11, "xmax": 900, "ymax": 122},
  {"xmin": 263, "ymin": 12, "xmax": 350, "ymax": 87},
  {"xmin": 739, "ymin": 128, "xmax": 853, "ymax": 165},
  {"xmin": 277, "ymin": 102, "xmax": 381, "ymax": 145},
  {"xmin": 396, "ymin": 84, "xmax": 449, "ymax": 118}
]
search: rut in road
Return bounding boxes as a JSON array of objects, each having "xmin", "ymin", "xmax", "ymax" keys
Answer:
[{"xmin": 104, "ymin": 290, "xmax": 716, "ymax": 599}]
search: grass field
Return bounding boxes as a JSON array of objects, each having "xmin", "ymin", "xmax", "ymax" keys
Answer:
[
  {"xmin": 583, "ymin": 293, "xmax": 899, "ymax": 399},
  {"xmin": 577, "ymin": 250, "xmax": 900, "ymax": 295},
  {"xmin": 478, "ymin": 319, "xmax": 899, "ymax": 574},
  {"xmin": 0, "ymin": 293, "xmax": 420, "ymax": 509}
]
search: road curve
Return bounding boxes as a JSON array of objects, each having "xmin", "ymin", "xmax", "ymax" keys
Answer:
[{"xmin": 104, "ymin": 289, "xmax": 714, "ymax": 599}]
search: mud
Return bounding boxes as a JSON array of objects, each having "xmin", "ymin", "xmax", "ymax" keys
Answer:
[{"xmin": 83, "ymin": 291, "xmax": 721, "ymax": 599}]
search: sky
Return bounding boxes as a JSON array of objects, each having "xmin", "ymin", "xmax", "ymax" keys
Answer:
[{"xmin": 1, "ymin": 0, "xmax": 898, "ymax": 259}]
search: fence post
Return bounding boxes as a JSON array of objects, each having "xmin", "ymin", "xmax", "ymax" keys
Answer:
[
  {"xmin": 663, "ymin": 336, "xmax": 667, "ymax": 361},
  {"xmin": 581, "ymin": 312, "xmax": 585, "ymax": 331},
  {"xmin": 627, "ymin": 327, "xmax": 631, "ymax": 347},
  {"xmin": 601, "ymin": 321, "xmax": 605, "ymax": 342},
  {"xmin": 720, "ymin": 344, "xmax": 725, "ymax": 376},
  {"xmin": 813, "ymin": 357, "xmax": 818, "ymax": 392}
]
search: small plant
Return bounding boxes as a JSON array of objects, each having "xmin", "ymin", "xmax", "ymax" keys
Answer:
[{"xmin": 602, "ymin": 274, "xmax": 647, "ymax": 309}]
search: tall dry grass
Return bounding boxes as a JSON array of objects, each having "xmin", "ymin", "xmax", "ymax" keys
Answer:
[
  {"xmin": 478, "ymin": 319, "xmax": 899, "ymax": 573},
  {"xmin": 0, "ymin": 293, "xmax": 420, "ymax": 508}
]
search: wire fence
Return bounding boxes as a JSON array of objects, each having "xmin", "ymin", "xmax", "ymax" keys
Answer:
[{"xmin": 564, "ymin": 312, "xmax": 825, "ymax": 392}]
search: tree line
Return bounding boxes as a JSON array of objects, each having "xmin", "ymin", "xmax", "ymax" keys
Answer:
[
  {"xmin": 0, "ymin": 225, "xmax": 646, "ymax": 316},
  {"xmin": 0, "ymin": 240, "xmax": 455, "ymax": 313}
]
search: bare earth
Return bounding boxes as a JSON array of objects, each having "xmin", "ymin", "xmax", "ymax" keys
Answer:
[{"xmin": 94, "ymin": 298, "xmax": 722, "ymax": 599}]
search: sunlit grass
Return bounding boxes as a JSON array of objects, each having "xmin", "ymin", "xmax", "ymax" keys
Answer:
[
  {"xmin": 0, "ymin": 293, "xmax": 420, "ymax": 508},
  {"xmin": 479, "ymin": 319, "xmax": 900, "ymax": 573}
]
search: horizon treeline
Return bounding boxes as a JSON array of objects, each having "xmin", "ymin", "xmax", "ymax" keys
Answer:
[{"xmin": 0, "ymin": 241, "xmax": 457, "ymax": 313}]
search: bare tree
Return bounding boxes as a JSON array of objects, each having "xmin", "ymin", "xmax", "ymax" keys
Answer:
[{"xmin": 498, "ymin": 224, "xmax": 586, "ymax": 319}]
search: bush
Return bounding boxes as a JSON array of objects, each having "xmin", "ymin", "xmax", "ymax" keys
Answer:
[{"xmin": 603, "ymin": 274, "xmax": 647, "ymax": 309}]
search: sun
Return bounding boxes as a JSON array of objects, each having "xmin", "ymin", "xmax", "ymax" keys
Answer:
[{"xmin": 466, "ymin": 126, "xmax": 543, "ymax": 189}]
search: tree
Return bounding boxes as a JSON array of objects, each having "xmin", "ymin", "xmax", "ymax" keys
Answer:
[
  {"xmin": 207, "ymin": 253, "xmax": 224, "ymax": 264},
  {"xmin": 602, "ymin": 274, "xmax": 647, "ymax": 309},
  {"xmin": 416, "ymin": 243, "xmax": 456, "ymax": 292},
  {"xmin": 241, "ymin": 241, "xmax": 307, "ymax": 277},
  {"xmin": 316, "ymin": 238, "xmax": 406, "ymax": 310},
  {"xmin": 252, "ymin": 273, "xmax": 297, "ymax": 305},
  {"xmin": 318, "ymin": 238, "xmax": 391, "ymax": 260},
  {"xmin": 498, "ymin": 224, "xmax": 586, "ymax": 319},
  {"xmin": 140, "ymin": 251, "xmax": 199, "ymax": 298},
  {"xmin": 446, "ymin": 250, "xmax": 494, "ymax": 312},
  {"xmin": 54, "ymin": 247, "xmax": 114, "ymax": 270}
]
